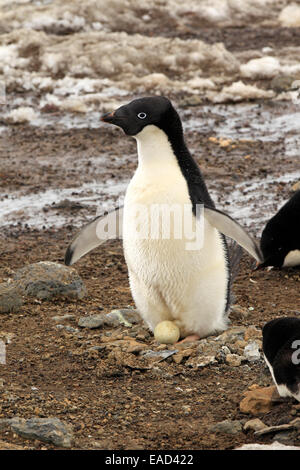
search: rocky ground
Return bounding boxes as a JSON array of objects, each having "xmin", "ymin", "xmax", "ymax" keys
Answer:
[{"xmin": 0, "ymin": 0, "xmax": 300, "ymax": 452}]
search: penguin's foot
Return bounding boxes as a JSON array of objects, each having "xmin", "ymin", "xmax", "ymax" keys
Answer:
[{"xmin": 176, "ymin": 334, "xmax": 201, "ymax": 344}]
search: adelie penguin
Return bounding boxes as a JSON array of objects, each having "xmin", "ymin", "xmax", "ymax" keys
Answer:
[
  {"xmin": 263, "ymin": 317, "xmax": 300, "ymax": 402},
  {"xmin": 257, "ymin": 190, "xmax": 300, "ymax": 269},
  {"xmin": 65, "ymin": 96, "xmax": 263, "ymax": 342}
]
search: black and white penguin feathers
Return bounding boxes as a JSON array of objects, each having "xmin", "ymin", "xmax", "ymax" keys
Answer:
[
  {"xmin": 65, "ymin": 96, "xmax": 262, "ymax": 341},
  {"xmin": 258, "ymin": 190, "xmax": 300, "ymax": 269},
  {"xmin": 263, "ymin": 317, "xmax": 300, "ymax": 402}
]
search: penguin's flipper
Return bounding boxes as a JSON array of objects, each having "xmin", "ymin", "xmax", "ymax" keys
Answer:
[
  {"xmin": 204, "ymin": 206, "xmax": 263, "ymax": 263},
  {"xmin": 65, "ymin": 206, "xmax": 123, "ymax": 266}
]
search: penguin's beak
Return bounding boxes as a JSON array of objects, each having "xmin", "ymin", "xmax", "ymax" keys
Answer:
[{"xmin": 101, "ymin": 111, "xmax": 116, "ymax": 123}]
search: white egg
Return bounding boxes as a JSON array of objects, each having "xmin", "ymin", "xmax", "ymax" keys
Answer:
[{"xmin": 154, "ymin": 321, "xmax": 180, "ymax": 344}]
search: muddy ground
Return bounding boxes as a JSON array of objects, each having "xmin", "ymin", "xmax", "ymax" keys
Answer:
[{"xmin": 0, "ymin": 105, "xmax": 299, "ymax": 451}]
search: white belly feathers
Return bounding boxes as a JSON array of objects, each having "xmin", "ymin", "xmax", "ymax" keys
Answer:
[{"xmin": 122, "ymin": 126, "xmax": 228, "ymax": 338}]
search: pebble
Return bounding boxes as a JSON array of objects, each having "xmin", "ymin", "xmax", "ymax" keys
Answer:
[
  {"xmin": 226, "ymin": 353, "xmax": 243, "ymax": 367},
  {"xmin": 244, "ymin": 326, "xmax": 262, "ymax": 342},
  {"xmin": 244, "ymin": 418, "xmax": 267, "ymax": 432},
  {"xmin": 243, "ymin": 340, "xmax": 261, "ymax": 362},
  {"xmin": 240, "ymin": 385, "xmax": 282, "ymax": 415},
  {"xmin": 106, "ymin": 309, "xmax": 141, "ymax": 327},
  {"xmin": 78, "ymin": 309, "xmax": 140, "ymax": 329},
  {"xmin": 273, "ymin": 432, "xmax": 295, "ymax": 444},
  {"xmin": 230, "ymin": 304, "xmax": 249, "ymax": 320},
  {"xmin": 78, "ymin": 314, "xmax": 107, "ymax": 329},
  {"xmin": 215, "ymin": 327, "xmax": 246, "ymax": 344},
  {"xmin": 209, "ymin": 419, "xmax": 243, "ymax": 435},
  {"xmin": 51, "ymin": 314, "xmax": 75, "ymax": 322},
  {"xmin": 186, "ymin": 355, "xmax": 216, "ymax": 368},
  {"xmin": 141, "ymin": 349, "xmax": 178, "ymax": 362},
  {"xmin": 56, "ymin": 325, "xmax": 79, "ymax": 334},
  {"xmin": 1, "ymin": 417, "xmax": 73, "ymax": 448},
  {"xmin": 255, "ymin": 419, "xmax": 300, "ymax": 436},
  {"xmin": 13, "ymin": 261, "xmax": 86, "ymax": 300},
  {"xmin": 270, "ymin": 75, "xmax": 295, "ymax": 92}
]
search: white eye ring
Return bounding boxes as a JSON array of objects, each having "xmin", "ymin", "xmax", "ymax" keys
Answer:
[{"xmin": 137, "ymin": 112, "xmax": 147, "ymax": 119}]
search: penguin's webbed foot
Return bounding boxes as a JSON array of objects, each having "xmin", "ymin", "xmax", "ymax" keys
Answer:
[{"xmin": 176, "ymin": 334, "xmax": 201, "ymax": 344}]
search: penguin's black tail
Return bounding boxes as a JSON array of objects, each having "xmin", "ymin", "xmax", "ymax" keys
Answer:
[{"xmin": 225, "ymin": 238, "xmax": 243, "ymax": 313}]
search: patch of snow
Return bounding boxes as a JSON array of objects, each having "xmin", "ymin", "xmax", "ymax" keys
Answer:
[
  {"xmin": 5, "ymin": 106, "xmax": 38, "ymax": 123},
  {"xmin": 208, "ymin": 81, "xmax": 274, "ymax": 103},
  {"xmin": 240, "ymin": 57, "xmax": 280, "ymax": 79},
  {"xmin": 0, "ymin": 180, "xmax": 128, "ymax": 229},
  {"xmin": 236, "ymin": 441, "xmax": 300, "ymax": 450},
  {"xmin": 278, "ymin": 4, "xmax": 300, "ymax": 27}
]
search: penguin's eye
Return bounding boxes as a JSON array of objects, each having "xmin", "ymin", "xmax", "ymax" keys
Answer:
[{"xmin": 137, "ymin": 112, "xmax": 147, "ymax": 119}]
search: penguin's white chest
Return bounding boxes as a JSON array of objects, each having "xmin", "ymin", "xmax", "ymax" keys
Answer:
[
  {"xmin": 122, "ymin": 125, "xmax": 229, "ymax": 338},
  {"xmin": 283, "ymin": 249, "xmax": 300, "ymax": 267}
]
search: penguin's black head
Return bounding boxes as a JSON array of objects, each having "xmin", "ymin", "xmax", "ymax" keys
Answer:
[
  {"xmin": 257, "ymin": 230, "xmax": 287, "ymax": 269},
  {"xmin": 101, "ymin": 96, "xmax": 182, "ymax": 137}
]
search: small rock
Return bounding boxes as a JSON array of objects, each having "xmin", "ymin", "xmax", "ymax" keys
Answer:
[
  {"xmin": 255, "ymin": 419, "xmax": 300, "ymax": 436},
  {"xmin": 56, "ymin": 325, "xmax": 79, "ymax": 334},
  {"xmin": 220, "ymin": 345, "xmax": 231, "ymax": 355},
  {"xmin": 78, "ymin": 309, "xmax": 141, "ymax": 330},
  {"xmin": 226, "ymin": 353, "xmax": 242, "ymax": 367},
  {"xmin": 273, "ymin": 431, "xmax": 294, "ymax": 444},
  {"xmin": 0, "ymin": 282, "xmax": 23, "ymax": 313},
  {"xmin": 232, "ymin": 339, "xmax": 247, "ymax": 355},
  {"xmin": 271, "ymin": 75, "xmax": 295, "ymax": 93},
  {"xmin": 290, "ymin": 418, "xmax": 300, "ymax": 429},
  {"xmin": 209, "ymin": 419, "xmax": 242, "ymax": 435},
  {"xmin": 106, "ymin": 309, "xmax": 141, "ymax": 327},
  {"xmin": 51, "ymin": 314, "xmax": 75, "ymax": 322},
  {"xmin": 173, "ymin": 353, "xmax": 184, "ymax": 364},
  {"xmin": 182, "ymin": 405, "xmax": 191, "ymax": 415},
  {"xmin": 186, "ymin": 355, "xmax": 216, "ymax": 368},
  {"xmin": 244, "ymin": 340, "xmax": 261, "ymax": 362},
  {"xmin": 230, "ymin": 304, "xmax": 249, "ymax": 320},
  {"xmin": 125, "ymin": 340, "xmax": 147, "ymax": 354},
  {"xmin": 244, "ymin": 326, "xmax": 262, "ymax": 342},
  {"xmin": 13, "ymin": 262, "xmax": 86, "ymax": 300},
  {"xmin": 8, "ymin": 417, "xmax": 73, "ymax": 448},
  {"xmin": 141, "ymin": 349, "xmax": 178, "ymax": 362},
  {"xmin": 240, "ymin": 385, "xmax": 282, "ymax": 415},
  {"xmin": 244, "ymin": 418, "xmax": 267, "ymax": 432},
  {"xmin": 78, "ymin": 314, "xmax": 106, "ymax": 329},
  {"xmin": 88, "ymin": 345, "xmax": 106, "ymax": 352},
  {"xmin": 215, "ymin": 327, "xmax": 246, "ymax": 345}
]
